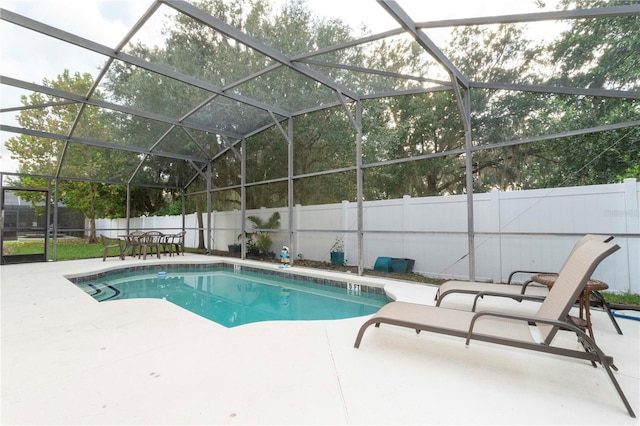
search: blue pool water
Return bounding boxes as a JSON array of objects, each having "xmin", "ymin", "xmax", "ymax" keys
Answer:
[{"xmin": 69, "ymin": 264, "xmax": 387, "ymax": 327}]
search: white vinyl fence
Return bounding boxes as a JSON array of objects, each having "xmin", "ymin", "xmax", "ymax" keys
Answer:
[{"xmin": 95, "ymin": 178, "xmax": 639, "ymax": 293}]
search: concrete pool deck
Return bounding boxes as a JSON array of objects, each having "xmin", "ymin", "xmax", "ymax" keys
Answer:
[{"xmin": 1, "ymin": 254, "xmax": 639, "ymax": 425}]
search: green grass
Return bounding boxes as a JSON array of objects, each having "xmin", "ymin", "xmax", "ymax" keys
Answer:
[
  {"xmin": 4, "ymin": 238, "xmax": 103, "ymax": 260},
  {"xmin": 4, "ymin": 238, "xmax": 640, "ymax": 307},
  {"xmin": 4, "ymin": 238, "xmax": 206, "ymax": 260},
  {"xmin": 601, "ymin": 292, "xmax": 640, "ymax": 307}
]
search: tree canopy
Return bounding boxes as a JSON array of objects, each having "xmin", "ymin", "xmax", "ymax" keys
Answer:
[{"xmin": 4, "ymin": 0, "xmax": 638, "ymax": 223}]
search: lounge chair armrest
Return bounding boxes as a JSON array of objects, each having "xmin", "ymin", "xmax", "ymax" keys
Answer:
[
  {"xmin": 471, "ymin": 291, "xmax": 546, "ymax": 311},
  {"xmin": 507, "ymin": 270, "xmax": 556, "ymax": 284},
  {"xmin": 465, "ymin": 310, "xmax": 587, "ymax": 346}
]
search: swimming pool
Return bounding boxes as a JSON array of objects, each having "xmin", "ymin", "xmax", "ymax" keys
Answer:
[{"xmin": 68, "ymin": 263, "xmax": 388, "ymax": 327}]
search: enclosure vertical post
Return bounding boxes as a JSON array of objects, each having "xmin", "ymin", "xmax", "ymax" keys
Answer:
[
  {"xmin": 489, "ymin": 189, "xmax": 502, "ymax": 283},
  {"xmin": 181, "ymin": 190, "xmax": 186, "ymax": 231},
  {"xmin": 452, "ymin": 79, "xmax": 475, "ymax": 281},
  {"xmin": 287, "ymin": 118, "xmax": 295, "ymax": 264},
  {"xmin": 206, "ymin": 163, "xmax": 212, "ymax": 254},
  {"xmin": 623, "ymin": 178, "xmax": 639, "ymax": 293},
  {"xmin": 382, "ymin": 0, "xmax": 475, "ymax": 278},
  {"xmin": 463, "ymin": 89, "xmax": 475, "ymax": 280},
  {"xmin": 356, "ymin": 101, "xmax": 364, "ymax": 275},
  {"xmin": 126, "ymin": 183, "xmax": 131, "ymax": 234},
  {"xmin": 49, "ymin": 178, "xmax": 55, "ymax": 261},
  {"xmin": 241, "ymin": 138, "xmax": 247, "ymax": 259}
]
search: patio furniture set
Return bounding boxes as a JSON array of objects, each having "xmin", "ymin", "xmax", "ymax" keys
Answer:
[
  {"xmin": 100, "ymin": 231, "xmax": 186, "ymax": 261},
  {"xmin": 355, "ymin": 234, "xmax": 635, "ymax": 418},
  {"xmin": 99, "ymin": 230, "xmax": 634, "ymax": 417},
  {"xmin": 433, "ymin": 234, "xmax": 622, "ymax": 342}
]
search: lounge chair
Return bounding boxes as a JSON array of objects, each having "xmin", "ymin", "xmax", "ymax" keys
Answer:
[
  {"xmin": 434, "ymin": 234, "xmax": 622, "ymax": 334},
  {"xmin": 354, "ymin": 240, "xmax": 635, "ymax": 418},
  {"xmin": 436, "ymin": 234, "xmax": 612, "ymax": 304}
]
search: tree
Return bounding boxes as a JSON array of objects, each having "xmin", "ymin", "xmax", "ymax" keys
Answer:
[
  {"xmin": 553, "ymin": 0, "xmax": 640, "ymax": 91},
  {"xmin": 361, "ymin": 23, "xmax": 549, "ymax": 197},
  {"xmin": 105, "ymin": 0, "xmax": 361, "ymax": 210},
  {"xmin": 533, "ymin": 0, "xmax": 640, "ymax": 186},
  {"xmin": 5, "ymin": 70, "xmax": 130, "ymax": 242}
]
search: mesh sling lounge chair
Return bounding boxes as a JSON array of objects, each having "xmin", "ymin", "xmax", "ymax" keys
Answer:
[
  {"xmin": 434, "ymin": 234, "xmax": 622, "ymax": 334},
  {"xmin": 354, "ymin": 240, "xmax": 635, "ymax": 418}
]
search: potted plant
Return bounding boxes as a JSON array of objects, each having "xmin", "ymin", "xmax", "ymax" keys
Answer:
[
  {"xmin": 330, "ymin": 236, "xmax": 345, "ymax": 266},
  {"xmin": 245, "ymin": 212, "xmax": 280, "ymax": 258}
]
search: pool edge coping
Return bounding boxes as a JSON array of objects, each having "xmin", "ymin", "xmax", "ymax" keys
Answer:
[{"xmin": 64, "ymin": 258, "xmax": 393, "ymax": 297}]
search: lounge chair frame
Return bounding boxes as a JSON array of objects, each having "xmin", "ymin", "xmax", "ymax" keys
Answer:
[
  {"xmin": 434, "ymin": 234, "xmax": 622, "ymax": 334},
  {"xmin": 436, "ymin": 234, "xmax": 613, "ymax": 302},
  {"xmin": 354, "ymin": 241, "xmax": 635, "ymax": 418}
]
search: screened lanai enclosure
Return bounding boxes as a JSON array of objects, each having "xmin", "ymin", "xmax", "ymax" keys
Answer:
[{"xmin": 1, "ymin": 0, "xmax": 639, "ymax": 290}]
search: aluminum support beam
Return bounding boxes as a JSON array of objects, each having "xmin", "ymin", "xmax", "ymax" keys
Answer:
[
  {"xmin": 0, "ymin": 100, "xmax": 76, "ymax": 113},
  {"xmin": 54, "ymin": 141, "xmax": 70, "ymax": 180},
  {"xmin": 472, "ymin": 120, "xmax": 640, "ymax": 152},
  {"xmin": 181, "ymin": 190, "xmax": 186, "ymax": 232},
  {"xmin": 472, "ymin": 81, "xmax": 640, "ymax": 100},
  {"xmin": 160, "ymin": 0, "xmax": 361, "ymax": 102},
  {"xmin": 180, "ymin": 127, "xmax": 216, "ymax": 159},
  {"xmin": 464, "ymin": 91, "xmax": 476, "ymax": 281},
  {"xmin": 452, "ymin": 76, "xmax": 475, "ymax": 281},
  {"xmin": 337, "ymin": 92, "xmax": 358, "ymax": 131},
  {"xmin": 57, "ymin": 5, "xmax": 161, "ymax": 182},
  {"xmin": 416, "ymin": 5, "xmax": 640, "ymax": 29},
  {"xmin": 0, "ymin": 8, "xmax": 290, "ymax": 118},
  {"xmin": 50, "ymin": 179, "xmax": 56, "ymax": 261},
  {"xmin": 294, "ymin": 28, "xmax": 405, "ymax": 62},
  {"xmin": 287, "ymin": 118, "xmax": 295, "ymax": 264},
  {"xmin": 356, "ymin": 101, "xmax": 364, "ymax": 276},
  {"xmin": 0, "ymin": 124, "xmax": 209, "ymax": 165},
  {"xmin": 206, "ymin": 163, "xmax": 212, "ymax": 254},
  {"xmin": 126, "ymin": 183, "xmax": 131, "ymax": 234},
  {"xmin": 377, "ymin": 0, "xmax": 470, "ymax": 89},
  {"xmin": 269, "ymin": 112, "xmax": 292, "ymax": 144},
  {"xmin": 0, "ymin": 76, "xmax": 244, "ymax": 140},
  {"xmin": 240, "ymin": 138, "xmax": 247, "ymax": 259},
  {"xmin": 299, "ymin": 58, "xmax": 451, "ymax": 87}
]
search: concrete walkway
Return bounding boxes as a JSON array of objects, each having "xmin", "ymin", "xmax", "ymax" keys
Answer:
[{"xmin": 1, "ymin": 255, "xmax": 638, "ymax": 424}]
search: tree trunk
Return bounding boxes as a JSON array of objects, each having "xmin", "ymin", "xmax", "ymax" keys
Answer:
[
  {"xmin": 88, "ymin": 197, "xmax": 97, "ymax": 243},
  {"xmin": 196, "ymin": 197, "xmax": 205, "ymax": 250}
]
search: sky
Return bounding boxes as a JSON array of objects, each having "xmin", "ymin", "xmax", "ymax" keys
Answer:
[{"xmin": 0, "ymin": 0, "xmax": 561, "ymax": 173}]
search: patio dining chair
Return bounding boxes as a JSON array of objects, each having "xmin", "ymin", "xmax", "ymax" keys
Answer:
[
  {"xmin": 354, "ymin": 240, "xmax": 635, "ymax": 418},
  {"xmin": 138, "ymin": 231, "xmax": 163, "ymax": 260},
  {"xmin": 123, "ymin": 230, "xmax": 144, "ymax": 258},
  {"xmin": 100, "ymin": 234, "xmax": 125, "ymax": 261},
  {"xmin": 164, "ymin": 231, "xmax": 186, "ymax": 256}
]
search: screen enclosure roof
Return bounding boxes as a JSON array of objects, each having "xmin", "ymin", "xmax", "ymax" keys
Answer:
[{"xmin": 1, "ymin": 0, "xmax": 639, "ymax": 189}]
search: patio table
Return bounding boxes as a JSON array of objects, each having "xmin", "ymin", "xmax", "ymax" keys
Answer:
[{"xmin": 531, "ymin": 274, "xmax": 622, "ymax": 341}]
